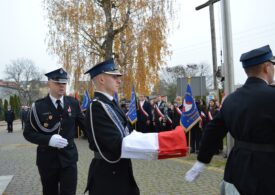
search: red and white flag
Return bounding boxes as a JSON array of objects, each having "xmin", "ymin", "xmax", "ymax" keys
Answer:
[{"xmin": 121, "ymin": 126, "xmax": 188, "ymax": 160}]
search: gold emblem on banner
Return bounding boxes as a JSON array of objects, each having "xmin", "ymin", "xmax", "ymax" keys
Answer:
[
  {"xmin": 44, "ymin": 123, "xmax": 49, "ymax": 127},
  {"xmin": 48, "ymin": 115, "xmax": 53, "ymax": 120}
]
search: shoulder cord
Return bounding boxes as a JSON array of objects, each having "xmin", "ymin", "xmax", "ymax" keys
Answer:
[
  {"xmin": 30, "ymin": 103, "xmax": 60, "ymax": 133},
  {"xmin": 103, "ymin": 103, "xmax": 128, "ymax": 137},
  {"xmin": 89, "ymin": 100, "xmax": 127, "ymax": 164}
]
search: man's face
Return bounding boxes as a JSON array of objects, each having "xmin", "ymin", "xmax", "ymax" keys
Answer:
[
  {"xmin": 157, "ymin": 95, "xmax": 162, "ymax": 102},
  {"xmin": 138, "ymin": 95, "xmax": 145, "ymax": 101},
  {"xmin": 102, "ymin": 74, "xmax": 121, "ymax": 95},
  {"xmin": 48, "ymin": 80, "xmax": 67, "ymax": 98}
]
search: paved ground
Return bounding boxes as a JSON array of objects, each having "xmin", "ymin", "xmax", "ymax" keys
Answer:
[{"xmin": 0, "ymin": 120, "xmax": 224, "ymax": 195}]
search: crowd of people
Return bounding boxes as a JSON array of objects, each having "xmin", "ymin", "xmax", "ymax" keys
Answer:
[{"xmin": 120, "ymin": 93, "xmax": 223, "ymax": 155}]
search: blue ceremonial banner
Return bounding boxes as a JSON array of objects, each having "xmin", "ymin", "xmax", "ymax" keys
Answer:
[
  {"xmin": 81, "ymin": 90, "xmax": 91, "ymax": 111},
  {"xmin": 180, "ymin": 84, "xmax": 201, "ymax": 132},
  {"xmin": 114, "ymin": 92, "xmax": 119, "ymax": 104},
  {"xmin": 127, "ymin": 86, "xmax": 137, "ymax": 125}
]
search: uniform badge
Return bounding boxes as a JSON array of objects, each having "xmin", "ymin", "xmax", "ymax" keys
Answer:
[
  {"xmin": 44, "ymin": 123, "xmax": 49, "ymax": 127},
  {"xmin": 48, "ymin": 115, "xmax": 53, "ymax": 120},
  {"xmin": 68, "ymin": 106, "xmax": 72, "ymax": 117}
]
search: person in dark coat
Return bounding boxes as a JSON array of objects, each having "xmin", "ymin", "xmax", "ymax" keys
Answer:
[
  {"xmin": 23, "ymin": 68, "xmax": 86, "ymax": 195},
  {"xmin": 136, "ymin": 93, "xmax": 152, "ymax": 133},
  {"xmin": 20, "ymin": 106, "xmax": 29, "ymax": 130},
  {"xmin": 185, "ymin": 45, "xmax": 275, "ymax": 195},
  {"xmin": 5, "ymin": 105, "xmax": 15, "ymax": 133},
  {"xmin": 84, "ymin": 58, "xmax": 140, "ymax": 195},
  {"xmin": 207, "ymin": 99, "xmax": 223, "ymax": 154},
  {"xmin": 153, "ymin": 95, "xmax": 170, "ymax": 132}
]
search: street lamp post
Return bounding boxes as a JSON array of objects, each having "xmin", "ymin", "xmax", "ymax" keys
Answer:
[
  {"xmin": 196, "ymin": 0, "xmax": 220, "ymax": 90},
  {"xmin": 220, "ymin": 0, "xmax": 235, "ymax": 156}
]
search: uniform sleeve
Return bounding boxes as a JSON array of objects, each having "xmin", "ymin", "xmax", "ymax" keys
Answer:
[
  {"xmin": 197, "ymin": 111, "xmax": 228, "ymax": 163},
  {"xmin": 23, "ymin": 107, "xmax": 52, "ymax": 145},
  {"xmin": 85, "ymin": 101, "xmax": 122, "ymax": 159}
]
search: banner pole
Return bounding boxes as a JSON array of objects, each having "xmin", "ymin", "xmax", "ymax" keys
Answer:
[{"xmin": 188, "ymin": 130, "xmax": 191, "ymax": 155}]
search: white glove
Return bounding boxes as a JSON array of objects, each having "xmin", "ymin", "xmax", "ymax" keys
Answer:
[
  {"xmin": 185, "ymin": 161, "xmax": 205, "ymax": 182},
  {"xmin": 49, "ymin": 134, "xmax": 68, "ymax": 148}
]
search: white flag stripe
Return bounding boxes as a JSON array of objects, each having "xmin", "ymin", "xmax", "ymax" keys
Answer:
[
  {"xmin": 121, "ymin": 131, "xmax": 159, "ymax": 152},
  {"xmin": 121, "ymin": 150, "xmax": 158, "ymax": 160}
]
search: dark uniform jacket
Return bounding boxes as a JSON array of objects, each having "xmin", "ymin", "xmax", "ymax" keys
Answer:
[
  {"xmin": 153, "ymin": 101, "xmax": 169, "ymax": 132},
  {"xmin": 5, "ymin": 110, "xmax": 15, "ymax": 123},
  {"xmin": 137, "ymin": 100, "xmax": 152, "ymax": 133},
  {"xmin": 23, "ymin": 95, "xmax": 86, "ymax": 168},
  {"xmin": 85, "ymin": 92, "xmax": 139, "ymax": 195},
  {"xmin": 198, "ymin": 77, "xmax": 275, "ymax": 195},
  {"xmin": 21, "ymin": 109, "xmax": 29, "ymax": 123}
]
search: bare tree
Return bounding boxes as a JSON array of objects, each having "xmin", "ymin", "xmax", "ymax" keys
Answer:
[{"xmin": 4, "ymin": 58, "xmax": 44, "ymax": 105}]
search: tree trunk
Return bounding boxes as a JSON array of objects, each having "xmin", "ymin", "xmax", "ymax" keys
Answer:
[{"xmin": 102, "ymin": 1, "xmax": 114, "ymax": 59}]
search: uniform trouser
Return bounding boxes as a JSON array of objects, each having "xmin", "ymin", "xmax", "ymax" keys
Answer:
[
  {"xmin": 38, "ymin": 163, "xmax": 77, "ymax": 195},
  {"xmin": 7, "ymin": 122, "xmax": 13, "ymax": 132}
]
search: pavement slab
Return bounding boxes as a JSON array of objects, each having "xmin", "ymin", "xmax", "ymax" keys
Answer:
[{"xmin": 0, "ymin": 120, "xmax": 224, "ymax": 195}]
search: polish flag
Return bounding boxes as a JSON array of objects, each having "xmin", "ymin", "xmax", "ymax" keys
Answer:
[{"xmin": 121, "ymin": 126, "xmax": 188, "ymax": 160}]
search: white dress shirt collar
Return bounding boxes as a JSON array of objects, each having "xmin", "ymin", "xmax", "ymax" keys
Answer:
[
  {"xmin": 96, "ymin": 91, "xmax": 114, "ymax": 101},
  {"xmin": 49, "ymin": 94, "xmax": 64, "ymax": 108}
]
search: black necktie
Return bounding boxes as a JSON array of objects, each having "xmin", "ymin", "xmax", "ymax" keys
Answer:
[{"xmin": 56, "ymin": 100, "xmax": 63, "ymax": 115}]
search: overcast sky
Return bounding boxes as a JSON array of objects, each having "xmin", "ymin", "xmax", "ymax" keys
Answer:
[{"xmin": 1, "ymin": 0, "xmax": 275, "ymax": 84}]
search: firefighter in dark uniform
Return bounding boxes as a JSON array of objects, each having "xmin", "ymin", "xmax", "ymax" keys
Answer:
[
  {"xmin": 153, "ymin": 95, "xmax": 170, "ymax": 132},
  {"xmin": 136, "ymin": 93, "xmax": 152, "ymax": 133},
  {"xmin": 23, "ymin": 68, "xmax": 86, "ymax": 195},
  {"xmin": 84, "ymin": 58, "xmax": 139, "ymax": 195},
  {"xmin": 185, "ymin": 45, "xmax": 275, "ymax": 195}
]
